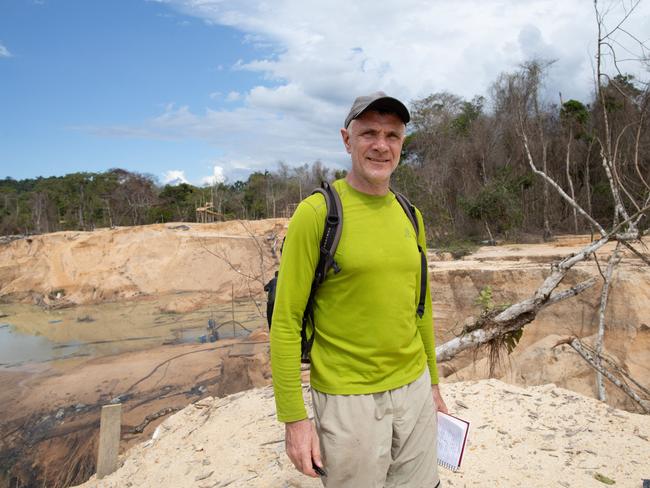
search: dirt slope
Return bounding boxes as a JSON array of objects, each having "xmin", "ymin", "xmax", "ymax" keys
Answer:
[
  {"xmin": 75, "ymin": 379, "xmax": 650, "ymax": 488},
  {"xmin": 0, "ymin": 220, "xmax": 286, "ymax": 308}
]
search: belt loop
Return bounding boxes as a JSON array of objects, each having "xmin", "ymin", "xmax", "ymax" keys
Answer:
[{"xmin": 373, "ymin": 392, "xmax": 387, "ymax": 420}]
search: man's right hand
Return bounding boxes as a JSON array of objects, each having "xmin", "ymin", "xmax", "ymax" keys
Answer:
[{"xmin": 285, "ymin": 418, "xmax": 323, "ymax": 478}]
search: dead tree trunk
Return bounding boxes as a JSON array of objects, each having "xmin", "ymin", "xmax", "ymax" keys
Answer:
[
  {"xmin": 595, "ymin": 242, "xmax": 622, "ymax": 401},
  {"xmin": 565, "ymin": 129, "xmax": 579, "ymax": 233}
]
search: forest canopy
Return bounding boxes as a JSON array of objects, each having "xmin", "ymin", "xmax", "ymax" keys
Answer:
[{"xmin": 2, "ymin": 65, "xmax": 648, "ymax": 245}]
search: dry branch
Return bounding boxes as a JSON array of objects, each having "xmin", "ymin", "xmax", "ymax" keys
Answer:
[
  {"xmin": 619, "ymin": 240, "xmax": 650, "ymax": 266},
  {"xmin": 436, "ymin": 202, "xmax": 650, "ymax": 364},
  {"xmin": 599, "ymin": 146, "xmax": 635, "ymax": 230},
  {"xmin": 554, "ymin": 336, "xmax": 650, "ymax": 414},
  {"xmin": 199, "ymin": 239, "xmax": 261, "ymax": 284},
  {"xmin": 521, "ymin": 131, "xmax": 606, "ymax": 235},
  {"xmin": 129, "ymin": 407, "xmax": 180, "ymax": 434},
  {"xmin": 436, "ymin": 277, "xmax": 596, "ymax": 362}
]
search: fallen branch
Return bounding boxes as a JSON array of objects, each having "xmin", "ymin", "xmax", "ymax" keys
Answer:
[
  {"xmin": 595, "ymin": 346, "xmax": 650, "ymax": 398},
  {"xmin": 436, "ymin": 204, "xmax": 650, "ymax": 363},
  {"xmin": 554, "ymin": 336, "xmax": 650, "ymax": 414},
  {"xmin": 436, "ymin": 277, "xmax": 596, "ymax": 362},
  {"xmin": 619, "ymin": 240, "xmax": 650, "ymax": 266},
  {"xmin": 129, "ymin": 407, "xmax": 180, "ymax": 434}
]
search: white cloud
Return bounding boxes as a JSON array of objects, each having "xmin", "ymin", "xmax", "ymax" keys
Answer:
[
  {"xmin": 209, "ymin": 91, "xmax": 221, "ymax": 100},
  {"xmin": 201, "ymin": 165, "xmax": 226, "ymax": 186},
  {"xmin": 95, "ymin": 1, "xmax": 650, "ymax": 180},
  {"xmin": 0, "ymin": 43, "xmax": 12, "ymax": 58},
  {"xmin": 162, "ymin": 169, "xmax": 189, "ymax": 185}
]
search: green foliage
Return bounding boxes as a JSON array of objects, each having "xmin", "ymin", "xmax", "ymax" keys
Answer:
[
  {"xmin": 434, "ymin": 239, "xmax": 479, "ymax": 259},
  {"xmin": 474, "ymin": 286, "xmax": 494, "ymax": 312},
  {"xmin": 475, "ymin": 285, "xmax": 521, "ymax": 354},
  {"xmin": 244, "ymin": 172, "xmax": 271, "ymax": 219},
  {"xmin": 451, "ymin": 96, "xmax": 485, "ymax": 136},
  {"xmin": 460, "ymin": 167, "xmax": 533, "ymax": 235},
  {"xmin": 560, "ymin": 99, "xmax": 589, "ymax": 127},
  {"xmin": 602, "ymin": 74, "xmax": 642, "ymax": 113}
]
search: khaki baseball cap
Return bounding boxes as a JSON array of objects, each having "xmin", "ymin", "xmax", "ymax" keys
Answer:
[{"xmin": 344, "ymin": 91, "xmax": 410, "ymax": 128}]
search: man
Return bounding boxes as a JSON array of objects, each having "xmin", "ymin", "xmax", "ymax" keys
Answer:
[{"xmin": 270, "ymin": 92, "xmax": 447, "ymax": 487}]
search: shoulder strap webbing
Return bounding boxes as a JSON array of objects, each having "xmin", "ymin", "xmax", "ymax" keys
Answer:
[
  {"xmin": 311, "ymin": 181, "xmax": 343, "ymax": 282},
  {"xmin": 300, "ymin": 181, "xmax": 342, "ymax": 363},
  {"xmin": 393, "ymin": 190, "xmax": 428, "ymax": 319}
]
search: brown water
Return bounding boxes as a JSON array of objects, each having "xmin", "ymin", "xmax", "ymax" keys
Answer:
[{"xmin": 0, "ymin": 295, "xmax": 265, "ymax": 369}]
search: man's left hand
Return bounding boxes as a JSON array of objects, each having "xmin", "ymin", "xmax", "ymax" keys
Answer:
[{"xmin": 432, "ymin": 384, "xmax": 448, "ymax": 414}]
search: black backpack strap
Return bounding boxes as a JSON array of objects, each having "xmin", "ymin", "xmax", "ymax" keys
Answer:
[
  {"xmin": 311, "ymin": 181, "xmax": 343, "ymax": 282},
  {"xmin": 300, "ymin": 181, "xmax": 343, "ymax": 363},
  {"xmin": 393, "ymin": 191, "xmax": 427, "ymax": 319}
]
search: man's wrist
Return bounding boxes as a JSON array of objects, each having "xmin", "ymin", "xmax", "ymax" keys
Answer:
[{"xmin": 285, "ymin": 417, "xmax": 309, "ymax": 426}]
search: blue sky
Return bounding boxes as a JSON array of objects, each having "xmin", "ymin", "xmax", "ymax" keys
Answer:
[
  {"xmin": 1, "ymin": 0, "xmax": 266, "ymax": 184},
  {"xmin": 1, "ymin": 0, "xmax": 648, "ymax": 185}
]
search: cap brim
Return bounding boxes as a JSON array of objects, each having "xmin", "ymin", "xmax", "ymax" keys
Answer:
[{"xmin": 364, "ymin": 97, "xmax": 410, "ymax": 125}]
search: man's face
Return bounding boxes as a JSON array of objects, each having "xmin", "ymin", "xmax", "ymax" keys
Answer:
[{"xmin": 341, "ymin": 111, "xmax": 405, "ymax": 189}]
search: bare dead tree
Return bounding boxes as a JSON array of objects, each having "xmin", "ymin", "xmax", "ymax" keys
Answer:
[
  {"xmin": 595, "ymin": 241, "xmax": 622, "ymax": 400},
  {"xmin": 199, "ymin": 220, "xmax": 283, "ymax": 320},
  {"xmin": 437, "ymin": 1, "xmax": 650, "ymax": 411}
]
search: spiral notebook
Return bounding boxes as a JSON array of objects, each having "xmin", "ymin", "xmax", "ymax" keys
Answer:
[{"xmin": 437, "ymin": 411, "xmax": 470, "ymax": 471}]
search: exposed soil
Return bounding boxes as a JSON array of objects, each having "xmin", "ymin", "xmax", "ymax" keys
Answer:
[
  {"xmin": 0, "ymin": 329, "xmax": 272, "ymax": 488},
  {"xmin": 1, "ymin": 223, "xmax": 648, "ymax": 487}
]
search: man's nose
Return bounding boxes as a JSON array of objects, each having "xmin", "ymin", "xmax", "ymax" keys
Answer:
[{"xmin": 373, "ymin": 135, "xmax": 389, "ymax": 151}]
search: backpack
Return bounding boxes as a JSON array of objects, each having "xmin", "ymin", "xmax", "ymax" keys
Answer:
[{"xmin": 266, "ymin": 181, "xmax": 427, "ymax": 363}]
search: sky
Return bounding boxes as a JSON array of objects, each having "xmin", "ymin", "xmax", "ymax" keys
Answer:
[{"xmin": 1, "ymin": 0, "xmax": 649, "ymax": 186}]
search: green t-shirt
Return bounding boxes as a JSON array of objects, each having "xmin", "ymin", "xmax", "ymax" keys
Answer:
[{"xmin": 270, "ymin": 179, "xmax": 439, "ymax": 423}]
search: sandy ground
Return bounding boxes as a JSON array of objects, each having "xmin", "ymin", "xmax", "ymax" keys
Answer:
[{"xmin": 76, "ymin": 379, "xmax": 650, "ymax": 488}]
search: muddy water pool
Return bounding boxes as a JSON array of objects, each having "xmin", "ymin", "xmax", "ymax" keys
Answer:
[{"xmin": 0, "ymin": 295, "xmax": 265, "ymax": 368}]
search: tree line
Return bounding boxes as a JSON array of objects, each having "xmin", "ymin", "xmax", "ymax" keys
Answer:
[
  {"xmin": 392, "ymin": 64, "xmax": 649, "ymax": 245},
  {"xmin": 2, "ymin": 65, "xmax": 648, "ymax": 244},
  {"xmin": 0, "ymin": 163, "xmax": 345, "ymax": 235}
]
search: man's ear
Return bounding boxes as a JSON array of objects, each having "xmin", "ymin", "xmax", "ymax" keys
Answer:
[{"xmin": 341, "ymin": 128, "xmax": 352, "ymax": 154}]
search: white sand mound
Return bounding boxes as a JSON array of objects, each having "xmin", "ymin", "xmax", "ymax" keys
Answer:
[{"xmin": 76, "ymin": 379, "xmax": 650, "ymax": 488}]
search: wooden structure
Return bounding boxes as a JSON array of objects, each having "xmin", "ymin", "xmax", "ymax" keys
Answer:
[
  {"xmin": 97, "ymin": 403, "xmax": 122, "ymax": 479},
  {"xmin": 196, "ymin": 202, "xmax": 223, "ymax": 223}
]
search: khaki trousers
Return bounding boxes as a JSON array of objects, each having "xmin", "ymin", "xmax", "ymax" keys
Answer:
[{"xmin": 311, "ymin": 369, "xmax": 440, "ymax": 488}]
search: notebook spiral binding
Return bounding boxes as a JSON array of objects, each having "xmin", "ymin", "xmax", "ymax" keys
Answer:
[{"xmin": 438, "ymin": 460, "xmax": 459, "ymax": 472}]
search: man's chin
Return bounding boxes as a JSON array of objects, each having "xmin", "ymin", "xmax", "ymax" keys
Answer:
[{"xmin": 366, "ymin": 172, "xmax": 392, "ymax": 186}]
